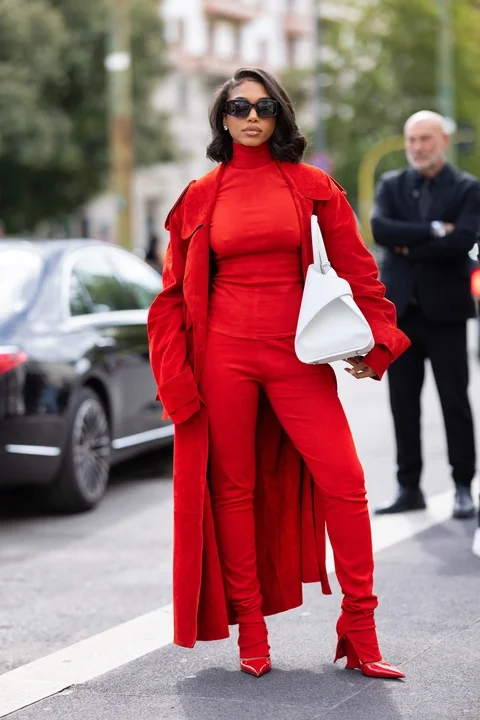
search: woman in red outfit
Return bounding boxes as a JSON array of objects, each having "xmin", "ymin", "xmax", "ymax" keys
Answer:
[{"xmin": 148, "ymin": 68, "xmax": 410, "ymax": 679}]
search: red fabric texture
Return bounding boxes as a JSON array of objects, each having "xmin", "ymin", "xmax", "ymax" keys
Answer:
[
  {"xmin": 147, "ymin": 154, "xmax": 411, "ymax": 649},
  {"xmin": 203, "ymin": 330, "xmax": 380, "ymax": 660},
  {"xmin": 209, "ymin": 143, "xmax": 303, "ymax": 338},
  {"xmin": 156, "ymin": 367, "xmax": 200, "ymax": 419}
]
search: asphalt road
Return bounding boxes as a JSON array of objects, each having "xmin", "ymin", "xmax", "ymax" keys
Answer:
[{"xmin": 1, "ymin": 324, "xmax": 479, "ymax": 719}]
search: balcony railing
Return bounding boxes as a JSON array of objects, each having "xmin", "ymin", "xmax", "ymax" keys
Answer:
[
  {"xmin": 167, "ymin": 46, "xmax": 241, "ymax": 79},
  {"xmin": 201, "ymin": 54, "xmax": 241, "ymax": 78},
  {"xmin": 203, "ymin": 0, "xmax": 259, "ymax": 23}
]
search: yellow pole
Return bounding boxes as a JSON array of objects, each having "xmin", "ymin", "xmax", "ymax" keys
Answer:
[{"xmin": 358, "ymin": 135, "xmax": 404, "ymax": 245}]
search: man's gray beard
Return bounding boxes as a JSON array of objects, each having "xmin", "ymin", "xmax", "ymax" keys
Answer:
[{"xmin": 406, "ymin": 151, "xmax": 446, "ymax": 172}]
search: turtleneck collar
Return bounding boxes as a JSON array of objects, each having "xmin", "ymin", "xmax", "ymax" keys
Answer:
[{"xmin": 229, "ymin": 141, "xmax": 273, "ymax": 169}]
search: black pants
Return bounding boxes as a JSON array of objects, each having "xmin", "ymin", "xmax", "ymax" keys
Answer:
[{"xmin": 387, "ymin": 306, "xmax": 476, "ymax": 490}]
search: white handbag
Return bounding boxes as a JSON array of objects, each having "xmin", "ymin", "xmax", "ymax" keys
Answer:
[{"xmin": 295, "ymin": 216, "xmax": 375, "ymax": 365}]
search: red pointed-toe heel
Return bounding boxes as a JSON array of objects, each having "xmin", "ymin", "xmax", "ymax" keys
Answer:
[
  {"xmin": 238, "ymin": 617, "xmax": 270, "ymax": 677},
  {"xmin": 343, "ymin": 637, "xmax": 405, "ymax": 679},
  {"xmin": 240, "ymin": 656, "xmax": 272, "ymax": 677}
]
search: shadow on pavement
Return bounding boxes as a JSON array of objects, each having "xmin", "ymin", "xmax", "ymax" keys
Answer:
[
  {"xmin": 175, "ymin": 666, "xmax": 404, "ymax": 720},
  {"xmin": 414, "ymin": 518, "xmax": 479, "ymax": 578}
]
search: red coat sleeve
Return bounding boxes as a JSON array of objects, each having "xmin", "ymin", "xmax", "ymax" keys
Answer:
[
  {"xmin": 147, "ymin": 186, "xmax": 201, "ymax": 424},
  {"xmin": 316, "ymin": 178, "xmax": 410, "ymax": 379}
]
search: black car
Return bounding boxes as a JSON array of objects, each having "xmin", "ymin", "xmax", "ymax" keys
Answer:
[{"xmin": 0, "ymin": 240, "xmax": 172, "ymax": 512}]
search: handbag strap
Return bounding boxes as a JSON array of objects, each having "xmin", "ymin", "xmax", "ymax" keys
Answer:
[{"xmin": 311, "ymin": 215, "xmax": 331, "ymax": 274}]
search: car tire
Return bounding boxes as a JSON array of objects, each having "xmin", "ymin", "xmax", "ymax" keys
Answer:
[{"xmin": 46, "ymin": 387, "xmax": 111, "ymax": 513}]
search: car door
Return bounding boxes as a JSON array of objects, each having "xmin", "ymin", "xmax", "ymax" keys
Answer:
[
  {"xmin": 104, "ymin": 247, "xmax": 167, "ymax": 442},
  {"xmin": 67, "ymin": 248, "xmax": 149, "ymax": 444}
]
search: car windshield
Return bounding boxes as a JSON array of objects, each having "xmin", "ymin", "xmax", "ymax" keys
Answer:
[{"xmin": 0, "ymin": 248, "xmax": 43, "ymax": 322}]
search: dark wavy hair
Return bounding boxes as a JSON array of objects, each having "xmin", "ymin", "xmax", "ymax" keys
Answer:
[{"xmin": 206, "ymin": 67, "xmax": 307, "ymax": 164}]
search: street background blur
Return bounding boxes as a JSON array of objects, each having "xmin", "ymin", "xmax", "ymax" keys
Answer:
[
  {"xmin": 1, "ymin": 0, "xmax": 478, "ymax": 252},
  {"xmin": 2, "ymin": 2, "xmax": 480, "ymax": 719}
]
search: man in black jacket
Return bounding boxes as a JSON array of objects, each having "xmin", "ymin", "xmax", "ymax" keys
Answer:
[{"xmin": 371, "ymin": 110, "xmax": 479, "ymax": 519}]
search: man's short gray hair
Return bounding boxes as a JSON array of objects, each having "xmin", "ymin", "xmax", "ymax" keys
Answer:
[{"xmin": 404, "ymin": 111, "xmax": 451, "ymax": 134}]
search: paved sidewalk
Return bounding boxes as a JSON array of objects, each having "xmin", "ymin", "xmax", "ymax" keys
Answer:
[
  {"xmin": 3, "ymin": 323, "xmax": 479, "ymax": 720},
  {"xmin": 6, "ymin": 517, "xmax": 479, "ymax": 720}
]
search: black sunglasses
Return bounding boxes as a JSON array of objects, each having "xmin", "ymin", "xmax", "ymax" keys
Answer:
[{"xmin": 225, "ymin": 98, "xmax": 279, "ymax": 119}]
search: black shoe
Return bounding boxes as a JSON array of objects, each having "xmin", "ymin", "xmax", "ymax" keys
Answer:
[
  {"xmin": 452, "ymin": 487, "xmax": 475, "ymax": 520},
  {"xmin": 374, "ymin": 488, "xmax": 426, "ymax": 515}
]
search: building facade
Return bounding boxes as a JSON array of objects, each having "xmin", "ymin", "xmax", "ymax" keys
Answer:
[{"xmin": 86, "ymin": 0, "xmax": 317, "ymax": 255}]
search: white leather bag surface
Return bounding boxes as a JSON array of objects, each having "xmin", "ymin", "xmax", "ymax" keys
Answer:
[{"xmin": 295, "ymin": 216, "xmax": 375, "ymax": 365}]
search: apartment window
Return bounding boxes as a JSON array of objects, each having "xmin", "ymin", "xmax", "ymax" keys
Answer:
[{"xmin": 214, "ymin": 21, "xmax": 236, "ymax": 59}]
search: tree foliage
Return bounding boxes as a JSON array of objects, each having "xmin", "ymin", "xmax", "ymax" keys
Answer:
[
  {"xmin": 316, "ymin": 0, "xmax": 480, "ymax": 204},
  {"xmin": 0, "ymin": 0, "xmax": 175, "ymax": 233}
]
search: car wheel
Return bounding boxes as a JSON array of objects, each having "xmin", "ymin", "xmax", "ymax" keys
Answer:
[{"xmin": 47, "ymin": 387, "xmax": 111, "ymax": 512}]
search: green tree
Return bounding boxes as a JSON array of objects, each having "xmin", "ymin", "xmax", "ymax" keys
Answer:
[
  {"xmin": 0, "ymin": 0, "xmax": 175, "ymax": 234},
  {"xmin": 316, "ymin": 0, "xmax": 480, "ymax": 205}
]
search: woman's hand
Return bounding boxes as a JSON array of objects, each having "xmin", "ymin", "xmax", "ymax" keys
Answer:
[{"xmin": 344, "ymin": 356, "xmax": 377, "ymax": 380}]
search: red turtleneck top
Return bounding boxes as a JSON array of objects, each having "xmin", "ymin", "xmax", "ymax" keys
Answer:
[{"xmin": 209, "ymin": 142, "xmax": 304, "ymax": 338}]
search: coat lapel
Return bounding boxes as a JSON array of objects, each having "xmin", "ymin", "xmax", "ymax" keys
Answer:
[
  {"xmin": 404, "ymin": 169, "xmax": 421, "ymax": 220},
  {"xmin": 277, "ymin": 162, "xmax": 333, "ymax": 276},
  {"xmin": 182, "ymin": 164, "xmax": 225, "ymax": 382}
]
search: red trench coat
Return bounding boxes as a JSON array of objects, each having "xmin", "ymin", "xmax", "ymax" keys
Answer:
[{"xmin": 148, "ymin": 161, "xmax": 410, "ymax": 649}]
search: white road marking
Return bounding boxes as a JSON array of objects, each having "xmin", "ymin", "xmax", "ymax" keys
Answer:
[
  {"xmin": 0, "ymin": 604, "xmax": 173, "ymax": 718},
  {"xmin": 0, "ymin": 486, "xmax": 475, "ymax": 718}
]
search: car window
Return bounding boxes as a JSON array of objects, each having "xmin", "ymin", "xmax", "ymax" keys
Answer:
[
  {"xmin": 70, "ymin": 252, "xmax": 135, "ymax": 314},
  {"xmin": 108, "ymin": 249, "xmax": 162, "ymax": 310},
  {"xmin": 69, "ymin": 271, "xmax": 94, "ymax": 316},
  {"xmin": 0, "ymin": 249, "xmax": 43, "ymax": 323}
]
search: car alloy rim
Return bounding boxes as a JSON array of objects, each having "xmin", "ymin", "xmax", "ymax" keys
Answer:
[{"xmin": 72, "ymin": 399, "xmax": 110, "ymax": 502}]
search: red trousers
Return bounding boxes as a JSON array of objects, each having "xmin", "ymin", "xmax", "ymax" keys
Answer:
[{"xmin": 201, "ymin": 331, "xmax": 379, "ymax": 660}]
